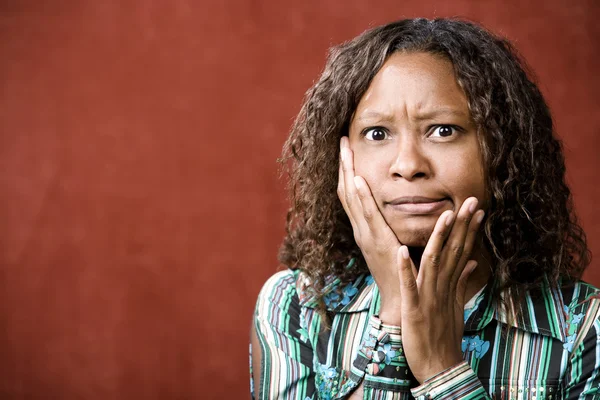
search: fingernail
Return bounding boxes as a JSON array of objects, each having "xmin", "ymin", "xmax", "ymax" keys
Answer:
[
  {"xmin": 400, "ymin": 246, "xmax": 409, "ymax": 260},
  {"xmin": 476, "ymin": 210, "xmax": 485, "ymax": 224},
  {"xmin": 445, "ymin": 211, "xmax": 454, "ymax": 226},
  {"xmin": 468, "ymin": 198, "xmax": 478, "ymax": 214},
  {"xmin": 341, "ymin": 149, "xmax": 347, "ymax": 162},
  {"xmin": 468, "ymin": 260, "xmax": 478, "ymax": 272}
]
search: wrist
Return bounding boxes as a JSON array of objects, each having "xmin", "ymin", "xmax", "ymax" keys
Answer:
[
  {"xmin": 378, "ymin": 309, "xmax": 402, "ymax": 326},
  {"xmin": 415, "ymin": 356, "xmax": 464, "ymax": 384},
  {"xmin": 378, "ymin": 295, "xmax": 402, "ymax": 326}
]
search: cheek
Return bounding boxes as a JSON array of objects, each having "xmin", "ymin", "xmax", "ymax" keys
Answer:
[
  {"xmin": 353, "ymin": 155, "xmax": 388, "ymax": 195},
  {"xmin": 448, "ymin": 156, "xmax": 486, "ymax": 202}
]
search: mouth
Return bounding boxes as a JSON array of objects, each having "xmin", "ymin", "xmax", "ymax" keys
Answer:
[{"xmin": 385, "ymin": 196, "xmax": 451, "ymax": 215}]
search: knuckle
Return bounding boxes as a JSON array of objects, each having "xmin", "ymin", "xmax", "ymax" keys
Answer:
[
  {"xmin": 362, "ymin": 207, "xmax": 374, "ymax": 221},
  {"xmin": 451, "ymin": 244, "xmax": 464, "ymax": 261},
  {"xmin": 427, "ymin": 253, "xmax": 441, "ymax": 268},
  {"xmin": 462, "ymin": 215, "xmax": 472, "ymax": 227},
  {"xmin": 402, "ymin": 276, "xmax": 418, "ymax": 290},
  {"xmin": 345, "ymin": 193, "xmax": 353, "ymax": 206},
  {"xmin": 435, "ymin": 228, "xmax": 447, "ymax": 238}
]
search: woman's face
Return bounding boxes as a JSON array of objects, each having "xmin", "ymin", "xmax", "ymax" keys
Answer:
[{"xmin": 348, "ymin": 51, "xmax": 486, "ymax": 247}]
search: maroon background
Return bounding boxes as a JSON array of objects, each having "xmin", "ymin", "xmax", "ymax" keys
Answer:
[{"xmin": 1, "ymin": 1, "xmax": 598, "ymax": 399}]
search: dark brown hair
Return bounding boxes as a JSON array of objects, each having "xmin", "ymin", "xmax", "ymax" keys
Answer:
[{"xmin": 278, "ymin": 18, "xmax": 590, "ymax": 309}]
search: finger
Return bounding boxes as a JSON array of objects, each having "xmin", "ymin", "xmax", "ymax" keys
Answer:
[
  {"xmin": 416, "ymin": 209, "xmax": 454, "ymax": 291},
  {"xmin": 451, "ymin": 209, "xmax": 485, "ymax": 289},
  {"xmin": 398, "ymin": 245, "xmax": 419, "ymax": 309},
  {"xmin": 456, "ymin": 260, "xmax": 478, "ymax": 306},
  {"xmin": 340, "ymin": 138, "xmax": 368, "ymax": 232},
  {"xmin": 439, "ymin": 197, "xmax": 479, "ymax": 286},
  {"xmin": 353, "ymin": 176, "xmax": 395, "ymax": 241},
  {"xmin": 337, "ymin": 140, "xmax": 361, "ymax": 232}
]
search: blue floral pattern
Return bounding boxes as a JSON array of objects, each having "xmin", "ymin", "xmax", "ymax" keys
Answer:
[
  {"xmin": 374, "ymin": 342, "xmax": 399, "ymax": 366},
  {"xmin": 563, "ymin": 304, "xmax": 585, "ymax": 352},
  {"xmin": 323, "ymin": 291, "xmax": 341, "ymax": 308},
  {"xmin": 462, "ymin": 335, "xmax": 490, "ymax": 359},
  {"xmin": 341, "ymin": 285, "xmax": 358, "ymax": 306},
  {"xmin": 313, "ymin": 363, "xmax": 353, "ymax": 400},
  {"xmin": 323, "ymin": 282, "xmax": 360, "ymax": 309}
]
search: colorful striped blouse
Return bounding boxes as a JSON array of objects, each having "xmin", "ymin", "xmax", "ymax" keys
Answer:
[{"xmin": 251, "ymin": 269, "xmax": 600, "ymax": 399}]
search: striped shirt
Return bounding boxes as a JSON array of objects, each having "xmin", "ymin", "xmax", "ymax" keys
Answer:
[{"xmin": 251, "ymin": 269, "xmax": 600, "ymax": 399}]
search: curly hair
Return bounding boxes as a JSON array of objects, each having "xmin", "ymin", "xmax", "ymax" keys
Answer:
[{"xmin": 278, "ymin": 18, "xmax": 590, "ymax": 311}]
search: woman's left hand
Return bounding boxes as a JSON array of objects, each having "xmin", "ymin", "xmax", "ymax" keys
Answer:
[{"xmin": 396, "ymin": 198, "xmax": 485, "ymax": 383}]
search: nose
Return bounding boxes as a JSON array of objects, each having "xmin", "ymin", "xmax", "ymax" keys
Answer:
[{"xmin": 388, "ymin": 137, "xmax": 431, "ymax": 180}]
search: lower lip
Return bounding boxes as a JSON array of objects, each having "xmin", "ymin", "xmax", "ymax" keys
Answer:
[{"xmin": 387, "ymin": 199, "xmax": 450, "ymax": 214}]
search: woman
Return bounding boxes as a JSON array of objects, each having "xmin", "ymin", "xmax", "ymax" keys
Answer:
[{"xmin": 250, "ymin": 18, "xmax": 599, "ymax": 399}]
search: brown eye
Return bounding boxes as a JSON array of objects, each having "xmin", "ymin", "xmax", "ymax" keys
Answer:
[
  {"xmin": 364, "ymin": 128, "xmax": 388, "ymax": 141},
  {"xmin": 431, "ymin": 125, "xmax": 457, "ymax": 138}
]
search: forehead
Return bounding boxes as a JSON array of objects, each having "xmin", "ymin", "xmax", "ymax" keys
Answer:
[{"xmin": 353, "ymin": 51, "xmax": 470, "ymax": 120}]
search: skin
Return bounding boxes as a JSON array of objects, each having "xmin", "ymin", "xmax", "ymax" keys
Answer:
[{"xmin": 338, "ymin": 51, "xmax": 492, "ymax": 389}]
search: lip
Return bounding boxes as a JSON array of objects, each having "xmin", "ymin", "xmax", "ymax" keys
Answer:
[{"xmin": 386, "ymin": 196, "xmax": 450, "ymax": 214}]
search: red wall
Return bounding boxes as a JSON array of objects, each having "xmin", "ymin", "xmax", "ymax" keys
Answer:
[{"xmin": 1, "ymin": 1, "xmax": 598, "ymax": 399}]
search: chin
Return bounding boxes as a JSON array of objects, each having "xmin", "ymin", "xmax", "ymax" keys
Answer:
[{"xmin": 390, "ymin": 224, "xmax": 435, "ymax": 248}]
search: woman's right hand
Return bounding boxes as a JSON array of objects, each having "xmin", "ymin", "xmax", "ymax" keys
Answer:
[{"xmin": 337, "ymin": 136, "xmax": 408, "ymax": 324}]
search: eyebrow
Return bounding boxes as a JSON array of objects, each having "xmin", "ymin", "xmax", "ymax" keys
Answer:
[{"xmin": 355, "ymin": 108, "xmax": 469, "ymax": 123}]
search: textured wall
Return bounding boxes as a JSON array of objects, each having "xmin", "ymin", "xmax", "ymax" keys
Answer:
[{"xmin": 1, "ymin": 1, "xmax": 598, "ymax": 399}]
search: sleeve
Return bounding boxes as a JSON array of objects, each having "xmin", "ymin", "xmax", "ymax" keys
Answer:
[
  {"xmin": 558, "ymin": 304, "xmax": 600, "ymax": 399},
  {"xmin": 252, "ymin": 271, "xmax": 316, "ymax": 400},
  {"xmin": 409, "ymin": 361, "xmax": 491, "ymax": 400},
  {"xmin": 351, "ymin": 315, "xmax": 415, "ymax": 398}
]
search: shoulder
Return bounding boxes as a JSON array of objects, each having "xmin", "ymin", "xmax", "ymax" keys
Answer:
[
  {"xmin": 561, "ymin": 280, "xmax": 600, "ymax": 315},
  {"xmin": 560, "ymin": 280, "xmax": 600, "ymax": 351},
  {"xmin": 255, "ymin": 269, "xmax": 302, "ymax": 316}
]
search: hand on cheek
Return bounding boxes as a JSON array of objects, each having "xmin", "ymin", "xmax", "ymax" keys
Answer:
[
  {"xmin": 337, "ymin": 137, "xmax": 406, "ymax": 311},
  {"xmin": 396, "ymin": 199, "xmax": 485, "ymax": 383}
]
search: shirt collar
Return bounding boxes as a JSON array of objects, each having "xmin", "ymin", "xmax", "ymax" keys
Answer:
[
  {"xmin": 297, "ymin": 261, "xmax": 373, "ymax": 313},
  {"xmin": 298, "ymin": 266, "xmax": 569, "ymax": 341},
  {"xmin": 464, "ymin": 278, "xmax": 568, "ymax": 342}
]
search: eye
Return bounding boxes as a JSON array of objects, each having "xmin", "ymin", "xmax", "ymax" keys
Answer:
[
  {"xmin": 430, "ymin": 125, "xmax": 458, "ymax": 138},
  {"xmin": 363, "ymin": 127, "xmax": 389, "ymax": 141}
]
